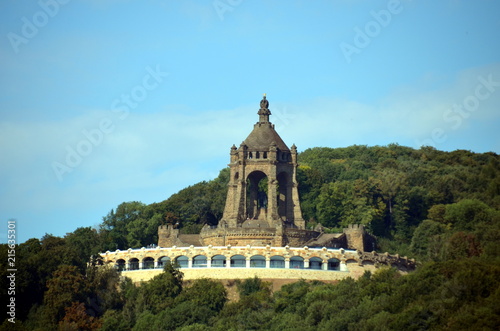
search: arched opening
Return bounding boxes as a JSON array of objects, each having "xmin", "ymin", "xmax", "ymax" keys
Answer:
[
  {"xmin": 277, "ymin": 172, "xmax": 288, "ymax": 219},
  {"xmin": 256, "ymin": 151, "xmax": 260, "ymax": 159},
  {"xmin": 328, "ymin": 258, "xmax": 340, "ymax": 270},
  {"xmin": 157, "ymin": 256, "xmax": 170, "ymax": 268},
  {"xmin": 129, "ymin": 258, "xmax": 139, "ymax": 270},
  {"xmin": 116, "ymin": 259, "xmax": 126, "ymax": 271},
  {"xmin": 211, "ymin": 255, "xmax": 226, "ymax": 268},
  {"xmin": 309, "ymin": 257, "xmax": 323, "ymax": 270},
  {"xmin": 176, "ymin": 256, "xmax": 189, "ymax": 268},
  {"xmin": 230, "ymin": 254, "xmax": 246, "ymax": 268},
  {"xmin": 248, "ymin": 152, "xmax": 253, "ymax": 159},
  {"xmin": 193, "ymin": 255, "xmax": 207, "ymax": 268},
  {"xmin": 250, "ymin": 255, "xmax": 266, "ymax": 268},
  {"xmin": 270, "ymin": 255, "xmax": 285, "ymax": 268},
  {"xmin": 290, "ymin": 256, "xmax": 304, "ymax": 269},
  {"xmin": 263, "ymin": 152, "xmax": 267, "ymax": 159},
  {"xmin": 143, "ymin": 257, "xmax": 154, "ymax": 269},
  {"xmin": 246, "ymin": 171, "xmax": 269, "ymax": 220}
]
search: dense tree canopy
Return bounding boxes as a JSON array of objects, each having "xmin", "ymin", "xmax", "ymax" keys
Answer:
[{"xmin": 2, "ymin": 144, "xmax": 499, "ymax": 330}]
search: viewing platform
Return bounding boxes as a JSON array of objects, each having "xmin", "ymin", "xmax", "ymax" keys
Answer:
[{"xmin": 100, "ymin": 245, "xmax": 415, "ymax": 283}]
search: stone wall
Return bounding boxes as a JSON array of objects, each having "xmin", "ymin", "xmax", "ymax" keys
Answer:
[
  {"xmin": 158, "ymin": 224, "xmax": 182, "ymax": 248},
  {"xmin": 200, "ymin": 227, "xmax": 280, "ymax": 247},
  {"xmin": 343, "ymin": 224, "xmax": 376, "ymax": 252},
  {"xmin": 100, "ymin": 245, "xmax": 415, "ymax": 284},
  {"xmin": 118, "ymin": 266, "xmax": 365, "ymax": 284},
  {"xmin": 284, "ymin": 228, "xmax": 320, "ymax": 246},
  {"xmin": 198, "ymin": 226, "xmax": 321, "ymax": 248}
]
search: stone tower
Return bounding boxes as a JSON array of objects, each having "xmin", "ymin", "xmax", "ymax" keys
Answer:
[{"xmin": 220, "ymin": 95, "xmax": 305, "ymax": 230}]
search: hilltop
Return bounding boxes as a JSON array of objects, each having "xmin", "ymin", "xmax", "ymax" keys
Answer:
[{"xmin": 1, "ymin": 144, "xmax": 499, "ymax": 330}]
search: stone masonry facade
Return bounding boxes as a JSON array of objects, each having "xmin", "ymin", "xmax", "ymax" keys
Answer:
[{"xmin": 157, "ymin": 96, "xmax": 377, "ymax": 252}]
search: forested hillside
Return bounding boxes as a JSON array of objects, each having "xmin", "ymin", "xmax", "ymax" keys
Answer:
[{"xmin": 2, "ymin": 144, "xmax": 500, "ymax": 330}]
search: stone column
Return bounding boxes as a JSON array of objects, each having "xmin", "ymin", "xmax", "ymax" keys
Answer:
[
  {"xmin": 226, "ymin": 257, "xmax": 231, "ymax": 268},
  {"xmin": 304, "ymin": 259, "xmax": 310, "ymax": 269},
  {"xmin": 267, "ymin": 177, "xmax": 279, "ymax": 223},
  {"xmin": 206, "ymin": 258, "xmax": 211, "ymax": 268},
  {"xmin": 246, "ymin": 258, "xmax": 251, "ymax": 268},
  {"xmin": 188, "ymin": 258, "xmax": 193, "ymax": 268},
  {"xmin": 285, "ymin": 258, "xmax": 290, "ymax": 269},
  {"xmin": 139, "ymin": 261, "xmax": 143, "ymax": 270},
  {"xmin": 154, "ymin": 260, "xmax": 159, "ymax": 269},
  {"xmin": 265, "ymin": 259, "xmax": 270, "ymax": 269},
  {"xmin": 340, "ymin": 261, "xmax": 348, "ymax": 272},
  {"xmin": 322, "ymin": 261, "xmax": 328, "ymax": 270}
]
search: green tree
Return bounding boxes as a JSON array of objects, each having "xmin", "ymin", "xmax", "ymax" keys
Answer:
[
  {"xmin": 178, "ymin": 278, "xmax": 227, "ymax": 312},
  {"xmin": 134, "ymin": 262, "xmax": 183, "ymax": 314},
  {"xmin": 410, "ymin": 219, "xmax": 446, "ymax": 260},
  {"xmin": 43, "ymin": 265, "xmax": 89, "ymax": 325}
]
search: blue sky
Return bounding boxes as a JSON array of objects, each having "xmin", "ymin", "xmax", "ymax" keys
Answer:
[{"xmin": 1, "ymin": 0, "xmax": 499, "ymax": 244}]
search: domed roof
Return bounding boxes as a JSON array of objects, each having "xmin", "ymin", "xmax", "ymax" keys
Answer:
[
  {"xmin": 243, "ymin": 122, "xmax": 289, "ymax": 151},
  {"xmin": 243, "ymin": 95, "xmax": 289, "ymax": 151}
]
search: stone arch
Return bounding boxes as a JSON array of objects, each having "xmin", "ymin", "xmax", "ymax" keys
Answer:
[
  {"xmin": 211, "ymin": 255, "xmax": 226, "ymax": 268},
  {"xmin": 270, "ymin": 255, "xmax": 285, "ymax": 268},
  {"xmin": 309, "ymin": 257, "xmax": 323, "ymax": 270},
  {"xmin": 157, "ymin": 256, "xmax": 170, "ymax": 268},
  {"xmin": 129, "ymin": 258, "xmax": 139, "ymax": 270},
  {"xmin": 246, "ymin": 170, "xmax": 268, "ymax": 220},
  {"xmin": 143, "ymin": 257, "xmax": 155, "ymax": 269},
  {"xmin": 116, "ymin": 259, "xmax": 126, "ymax": 271},
  {"xmin": 290, "ymin": 256, "xmax": 304, "ymax": 269},
  {"xmin": 193, "ymin": 255, "xmax": 207, "ymax": 268},
  {"xmin": 346, "ymin": 259, "xmax": 359, "ymax": 269},
  {"xmin": 230, "ymin": 254, "xmax": 246, "ymax": 268},
  {"xmin": 327, "ymin": 258, "xmax": 340, "ymax": 270},
  {"xmin": 175, "ymin": 255, "xmax": 189, "ymax": 268},
  {"xmin": 250, "ymin": 255, "xmax": 266, "ymax": 268}
]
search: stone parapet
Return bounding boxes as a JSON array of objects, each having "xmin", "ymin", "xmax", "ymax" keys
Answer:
[
  {"xmin": 117, "ymin": 267, "xmax": 357, "ymax": 283},
  {"xmin": 100, "ymin": 245, "xmax": 415, "ymax": 282}
]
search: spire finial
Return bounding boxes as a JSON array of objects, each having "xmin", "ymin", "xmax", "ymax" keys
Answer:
[
  {"xmin": 258, "ymin": 94, "xmax": 271, "ymax": 122},
  {"xmin": 260, "ymin": 94, "xmax": 269, "ymax": 109}
]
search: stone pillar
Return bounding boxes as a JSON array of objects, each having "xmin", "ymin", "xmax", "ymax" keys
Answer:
[
  {"xmin": 126, "ymin": 262, "xmax": 130, "ymax": 271},
  {"xmin": 139, "ymin": 261, "xmax": 143, "ymax": 270},
  {"xmin": 322, "ymin": 261, "xmax": 328, "ymax": 270},
  {"xmin": 285, "ymin": 258, "xmax": 290, "ymax": 269},
  {"xmin": 206, "ymin": 258, "xmax": 212, "ymax": 268},
  {"xmin": 154, "ymin": 260, "xmax": 159, "ymax": 269},
  {"xmin": 340, "ymin": 261, "xmax": 348, "ymax": 272},
  {"xmin": 265, "ymin": 259, "xmax": 270, "ymax": 269},
  {"xmin": 304, "ymin": 259, "xmax": 310, "ymax": 269},
  {"xmin": 246, "ymin": 258, "xmax": 251, "ymax": 268},
  {"xmin": 226, "ymin": 257, "xmax": 231, "ymax": 268},
  {"xmin": 188, "ymin": 258, "xmax": 193, "ymax": 268}
]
